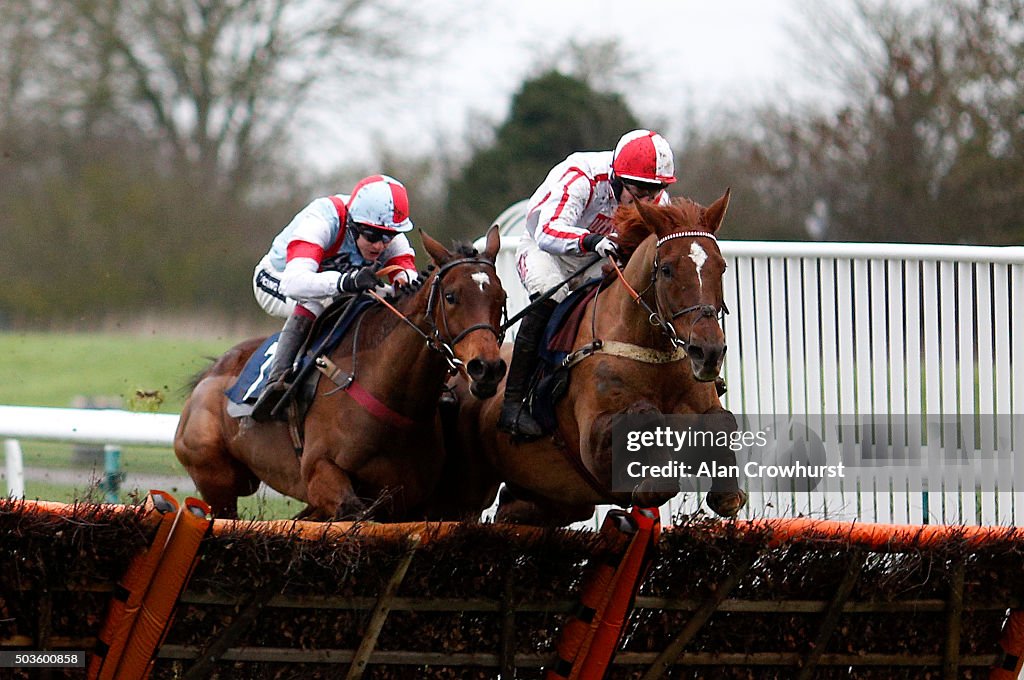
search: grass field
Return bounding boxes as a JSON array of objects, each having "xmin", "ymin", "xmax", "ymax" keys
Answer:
[
  {"xmin": 0, "ymin": 331, "xmax": 236, "ymax": 410},
  {"xmin": 0, "ymin": 330, "xmax": 300, "ymax": 518}
]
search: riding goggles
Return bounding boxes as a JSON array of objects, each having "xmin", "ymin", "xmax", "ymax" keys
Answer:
[
  {"xmin": 622, "ymin": 181, "xmax": 665, "ymax": 200},
  {"xmin": 352, "ymin": 222, "xmax": 395, "ymax": 244}
]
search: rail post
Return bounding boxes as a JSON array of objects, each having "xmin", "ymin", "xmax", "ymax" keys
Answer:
[{"xmin": 4, "ymin": 438, "xmax": 24, "ymax": 499}]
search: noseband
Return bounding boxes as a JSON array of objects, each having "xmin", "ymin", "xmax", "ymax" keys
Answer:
[{"xmin": 639, "ymin": 231, "xmax": 728, "ymax": 350}]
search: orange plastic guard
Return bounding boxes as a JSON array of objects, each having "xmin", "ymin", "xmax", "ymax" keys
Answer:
[
  {"xmin": 88, "ymin": 491, "xmax": 180, "ymax": 680},
  {"xmin": 577, "ymin": 507, "xmax": 661, "ymax": 680},
  {"xmin": 111, "ymin": 497, "xmax": 212, "ymax": 680},
  {"xmin": 991, "ymin": 610, "xmax": 1024, "ymax": 679},
  {"xmin": 546, "ymin": 511, "xmax": 637, "ymax": 680},
  {"xmin": 743, "ymin": 517, "xmax": 1021, "ymax": 551}
]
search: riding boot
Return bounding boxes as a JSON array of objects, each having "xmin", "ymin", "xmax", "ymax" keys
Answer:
[
  {"xmin": 498, "ymin": 298, "xmax": 557, "ymax": 438},
  {"xmin": 250, "ymin": 311, "xmax": 314, "ymax": 422}
]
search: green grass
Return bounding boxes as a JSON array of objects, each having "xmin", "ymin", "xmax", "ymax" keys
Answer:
[
  {"xmin": 0, "ymin": 331, "xmax": 305, "ymax": 519},
  {"xmin": 0, "ymin": 331, "xmax": 235, "ymax": 411},
  {"xmin": 18, "ymin": 440, "xmax": 185, "ymax": 475}
]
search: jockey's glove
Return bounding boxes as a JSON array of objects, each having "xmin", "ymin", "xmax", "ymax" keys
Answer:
[
  {"xmin": 337, "ymin": 265, "xmax": 383, "ymax": 294},
  {"xmin": 581, "ymin": 233, "xmax": 621, "ymax": 260}
]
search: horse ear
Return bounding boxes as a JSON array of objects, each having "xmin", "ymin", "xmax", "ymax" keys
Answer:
[
  {"xmin": 482, "ymin": 224, "xmax": 501, "ymax": 262},
  {"xmin": 634, "ymin": 198, "xmax": 670, "ymax": 236},
  {"xmin": 705, "ymin": 188, "xmax": 731, "ymax": 235},
  {"xmin": 419, "ymin": 229, "xmax": 453, "ymax": 266}
]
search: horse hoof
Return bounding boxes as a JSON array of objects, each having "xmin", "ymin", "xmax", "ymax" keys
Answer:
[{"xmin": 706, "ymin": 490, "xmax": 748, "ymax": 518}]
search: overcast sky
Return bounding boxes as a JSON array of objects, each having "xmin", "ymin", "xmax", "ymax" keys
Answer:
[{"xmin": 300, "ymin": 0, "xmax": 806, "ymax": 169}]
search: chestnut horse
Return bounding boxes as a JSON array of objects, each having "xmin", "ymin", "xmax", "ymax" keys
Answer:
[
  {"xmin": 175, "ymin": 228, "xmax": 507, "ymax": 520},
  {"xmin": 435, "ymin": 193, "xmax": 747, "ymax": 525}
]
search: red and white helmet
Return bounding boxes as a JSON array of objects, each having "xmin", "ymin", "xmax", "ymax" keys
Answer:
[
  {"xmin": 347, "ymin": 174, "xmax": 414, "ymax": 233},
  {"xmin": 611, "ymin": 129, "xmax": 676, "ymax": 185}
]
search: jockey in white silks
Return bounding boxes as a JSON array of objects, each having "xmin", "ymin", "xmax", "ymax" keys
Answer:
[
  {"xmin": 499, "ymin": 129, "xmax": 676, "ymax": 438},
  {"xmin": 250, "ymin": 174, "xmax": 419, "ymax": 421}
]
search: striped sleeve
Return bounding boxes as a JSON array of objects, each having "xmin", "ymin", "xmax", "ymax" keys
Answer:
[
  {"xmin": 381, "ymin": 234, "xmax": 418, "ymax": 283},
  {"xmin": 533, "ymin": 168, "xmax": 594, "ymax": 256}
]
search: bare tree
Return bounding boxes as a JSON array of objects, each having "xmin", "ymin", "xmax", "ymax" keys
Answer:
[
  {"xmin": 1, "ymin": 0, "xmax": 428, "ymax": 195},
  {"xmin": 753, "ymin": 0, "xmax": 1024, "ymax": 243}
]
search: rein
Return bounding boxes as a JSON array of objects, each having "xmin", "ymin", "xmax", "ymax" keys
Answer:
[
  {"xmin": 316, "ymin": 256, "xmax": 505, "ymax": 429},
  {"xmin": 500, "ymin": 255, "xmax": 601, "ymax": 333},
  {"xmin": 368, "ymin": 257, "xmax": 504, "ymax": 374}
]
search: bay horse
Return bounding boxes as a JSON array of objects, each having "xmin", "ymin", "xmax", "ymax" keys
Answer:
[
  {"xmin": 174, "ymin": 228, "xmax": 507, "ymax": 520},
  {"xmin": 434, "ymin": 193, "xmax": 748, "ymax": 525}
]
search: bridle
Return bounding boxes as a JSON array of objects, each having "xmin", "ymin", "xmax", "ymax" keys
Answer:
[
  {"xmin": 371, "ymin": 257, "xmax": 505, "ymax": 373},
  {"xmin": 622, "ymin": 230, "xmax": 729, "ymax": 351}
]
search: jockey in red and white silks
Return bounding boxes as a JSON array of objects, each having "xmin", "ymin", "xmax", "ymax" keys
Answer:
[
  {"xmin": 249, "ymin": 174, "xmax": 419, "ymax": 421},
  {"xmin": 516, "ymin": 130, "xmax": 674, "ymax": 304},
  {"xmin": 253, "ymin": 175, "xmax": 418, "ymax": 319},
  {"xmin": 500, "ymin": 130, "xmax": 677, "ymax": 438}
]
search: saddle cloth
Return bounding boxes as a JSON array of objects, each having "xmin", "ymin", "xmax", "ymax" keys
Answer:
[{"xmin": 224, "ymin": 296, "xmax": 376, "ymax": 416}]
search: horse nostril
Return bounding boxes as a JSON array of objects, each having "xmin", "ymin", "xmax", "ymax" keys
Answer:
[
  {"xmin": 495, "ymin": 359, "xmax": 508, "ymax": 380},
  {"xmin": 688, "ymin": 346, "xmax": 705, "ymax": 362},
  {"xmin": 467, "ymin": 359, "xmax": 485, "ymax": 380}
]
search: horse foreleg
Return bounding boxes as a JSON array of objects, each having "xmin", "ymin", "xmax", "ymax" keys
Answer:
[
  {"xmin": 304, "ymin": 456, "xmax": 367, "ymax": 521},
  {"xmin": 701, "ymin": 408, "xmax": 748, "ymax": 518},
  {"xmin": 494, "ymin": 484, "xmax": 594, "ymax": 527}
]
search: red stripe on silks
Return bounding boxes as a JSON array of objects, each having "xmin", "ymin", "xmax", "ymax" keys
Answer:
[
  {"xmin": 383, "ymin": 254, "xmax": 416, "ymax": 280},
  {"xmin": 350, "ymin": 174, "xmax": 385, "ymax": 198},
  {"xmin": 541, "ymin": 170, "xmax": 592, "ymax": 241},
  {"xmin": 294, "ymin": 305, "xmax": 316, "ymax": 319},
  {"xmin": 287, "ymin": 240, "xmax": 325, "ymax": 264},
  {"xmin": 327, "ymin": 195, "xmax": 347, "ymax": 220},
  {"xmin": 388, "ymin": 181, "xmax": 409, "ymax": 223},
  {"xmin": 346, "ymin": 379, "xmax": 416, "ymax": 428},
  {"xmin": 328, "ymin": 195, "xmax": 349, "ymax": 249}
]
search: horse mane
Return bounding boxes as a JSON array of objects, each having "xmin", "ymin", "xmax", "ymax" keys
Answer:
[{"xmin": 612, "ymin": 199, "xmax": 710, "ymax": 257}]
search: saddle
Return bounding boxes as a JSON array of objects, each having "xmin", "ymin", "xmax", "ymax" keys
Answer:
[
  {"xmin": 224, "ymin": 296, "xmax": 376, "ymax": 429},
  {"xmin": 525, "ymin": 278, "xmax": 606, "ymax": 435}
]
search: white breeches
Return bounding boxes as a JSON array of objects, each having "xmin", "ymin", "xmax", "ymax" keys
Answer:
[
  {"xmin": 514, "ymin": 229, "xmax": 605, "ymax": 302},
  {"xmin": 252, "ymin": 255, "xmax": 332, "ymax": 319}
]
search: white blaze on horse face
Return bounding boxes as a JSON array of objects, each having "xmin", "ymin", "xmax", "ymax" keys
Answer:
[
  {"xmin": 688, "ymin": 242, "xmax": 708, "ymax": 290},
  {"xmin": 471, "ymin": 272, "xmax": 490, "ymax": 292}
]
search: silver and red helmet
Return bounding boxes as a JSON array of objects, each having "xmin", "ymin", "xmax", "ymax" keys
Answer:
[
  {"xmin": 347, "ymin": 175, "xmax": 414, "ymax": 233},
  {"xmin": 611, "ymin": 129, "xmax": 676, "ymax": 185}
]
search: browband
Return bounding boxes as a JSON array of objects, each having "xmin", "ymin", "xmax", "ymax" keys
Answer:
[{"xmin": 655, "ymin": 231, "xmax": 718, "ymax": 248}]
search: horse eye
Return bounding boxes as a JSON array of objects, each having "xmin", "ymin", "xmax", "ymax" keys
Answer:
[
  {"xmin": 444, "ymin": 292, "xmax": 458, "ymax": 304},
  {"xmin": 660, "ymin": 264, "xmax": 672, "ymax": 278}
]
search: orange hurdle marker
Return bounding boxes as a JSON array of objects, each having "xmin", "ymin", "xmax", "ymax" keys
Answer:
[
  {"xmin": 111, "ymin": 496, "xmax": 212, "ymax": 680},
  {"xmin": 577, "ymin": 507, "xmax": 661, "ymax": 680},
  {"xmin": 88, "ymin": 490, "xmax": 179, "ymax": 680},
  {"xmin": 547, "ymin": 511, "xmax": 635, "ymax": 679},
  {"xmin": 991, "ymin": 610, "xmax": 1024, "ymax": 679},
  {"xmin": 548, "ymin": 508, "xmax": 662, "ymax": 680}
]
